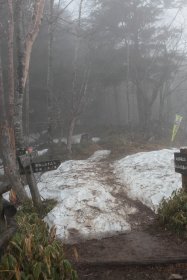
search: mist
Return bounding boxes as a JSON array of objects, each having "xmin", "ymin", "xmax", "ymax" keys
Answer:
[{"xmin": 1, "ymin": 1, "xmax": 187, "ymax": 279}]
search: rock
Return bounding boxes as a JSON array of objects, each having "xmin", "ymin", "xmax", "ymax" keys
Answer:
[
  {"xmin": 80, "ymin": 133, "xmax": 90, "ymax": 144},
  {"xmin": 3, "ymin": 199, "xmax": 17, "ymax": 216},
  {"xmin": 169, "ymin": 274, "xmax": 183, "ymax": 280}
]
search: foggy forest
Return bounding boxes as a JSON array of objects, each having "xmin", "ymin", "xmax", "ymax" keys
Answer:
[{"xmin": 1, "ymin": 0, "xmax": 187, "ymax": 279}]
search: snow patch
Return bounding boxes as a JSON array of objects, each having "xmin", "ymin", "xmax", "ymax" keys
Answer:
[
  {"xmin": 54, "ymin": 135, "xmax": 100, "ymax": 145},
  {"xmin": 114, "ymin": 149, "xmax": 181, "ymax": 212},
  {"xmin": 53, "ymin": 139, "xmax": 58, "ymax": 144},
  {"xmin": 55, "ymin": 134, "xmax": 83, "ymax": 145},
  {"xmin": 38, "ymin": 150, "xmax": 134, "ymax": 243},
  {"xmin": 91, "ymin": 137, "xmax": 100, "ymax": 143},
  {"xmin": 38, "ymin": 149, "xmax": 48, "ymax": 156}
]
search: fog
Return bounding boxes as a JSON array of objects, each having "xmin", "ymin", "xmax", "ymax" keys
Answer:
[
  {"xmin": 1, "ymin": 1, "xmax": 187, "ymax": 277},
  {"xmin": 1, "ymin": 0, "xmax": 187, "ymax": 153},
  {"xmin": 29, "ymin": 0, "xmax": 187, "ymax": 146}
]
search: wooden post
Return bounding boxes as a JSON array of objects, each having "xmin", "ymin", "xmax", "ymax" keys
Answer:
[
  {"xmin": 0, "ymin": 195, "xmax": 5, "ymax": 233},
  {"xmin": 17, "ymin": 149, "xmax": 60, "ymax": 209},
  {"xmin": 180, "ymin": 148, "xmax": 187, "ymax": 191},
  {"xmin": 17, "ymin": 149, "xmax": 42, "ymax": 208},
  {"xmin": 25, "ymin": 164, "xmax": 42, "ymax": 209}
]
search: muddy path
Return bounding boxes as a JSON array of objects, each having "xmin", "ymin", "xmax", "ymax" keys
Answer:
[
  {"xmin": 95, "ymin": 158, "xmax": 155, "ymax": 231},
  {"xmin": 64, "ymin": 156, "xmax": 187, "ymax": 279}
]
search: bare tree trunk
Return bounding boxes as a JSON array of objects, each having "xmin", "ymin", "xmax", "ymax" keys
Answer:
[
  {"xmin": 25, "ymin": 77, "xmax": 30, "ymax": 146},
  {"xmin": 14, "ymin": 0, "xmax": 45, "ymax": 149},
  {"xmin": 0, "ymin": 0, "xmax": 27, "ymax": 202},
  {"xmin": 1, "ymin": 127, "xmax": 28, "ymax": 201},
  {"xmin": 47, "ymin": 0, "xmax": 55, "ymax": 150},
  {"xmin": 126, "ymin": 83, "xmax": 130, "ymax": 128},
  {"xmin": 67, "ymin": 117, "xmax": 77, "ymax": 156},
  {"xmin": 14, "ymin": 0, "xmax": 45, "ymax": 204},
  {"xmin": 14, "ymin": 0, "xmax": 25, "ymax": 148},
  {"xmin": 113, "ymin": 86, "xmax": 120, "ymax": 126},
  {"xmin": 126, "ymin": 42, "xmax": 130, "ymax": 127},
  {"xmin": 0, "ymin": 42, "xmax": 27, "ymax": 202},
  {"xmin": 66, "ymin": 0, "xmax": 89, "ymax": 157},
  {"xmin": 136, "ymin": 86, "xmax": 146, "ymax": 131},
  {"xmin": 7, "ymin": 0, "xmax": 15, "ymax": 125}
]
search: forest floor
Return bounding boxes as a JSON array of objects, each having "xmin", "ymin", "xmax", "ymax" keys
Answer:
[
  {"xmin": 2, "ymin": 137, "xmax": 187, "ymax": 279},
  {"xmin": 63, "ymin": 141, "xmax": 187, "ymax": 280}
]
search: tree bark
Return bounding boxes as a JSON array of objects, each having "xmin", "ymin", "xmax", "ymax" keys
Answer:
[
  {"xmin": 0, "ymin": 3, "xmax": 28, "ymax": 202},
  {"xmin": 14, "ymin": 0, "xmax": 25, "ymax": 148},
  {"xmin": 126, "ymin": 42, "xmax": 130, "ymax": 127},
  {"xmin": 47, "ymin": 0, "xmax": 55, "ymax": 149},
  {"xmin": 25, "ymin": 77, "xmax": 30, "ymax": 146},
  {"xmin": 66, "ymin": 0, "xmax": 86, "ymax": 157},
  {"xmin": 113, "ymin": 86, "xmax": 120, "ymax": 126},
  {"xmin": 14, "ymin": 0, "xmax": 45, "ymax": 148},
  {"xmin": 67, "ymin": 117, "xmax": 77, "ymax": 156},
  {"xmin": 13, "ymin": 0, "xmax": 45, "ymax": 207},
  {"xmin": 7, "ymin": 0, "xmax": 15, "ymax": 126}
]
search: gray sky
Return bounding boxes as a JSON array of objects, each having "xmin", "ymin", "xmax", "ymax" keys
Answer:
[{"xmin": 64, "ymin": 0, "xmax": 187, "ymax": 40}]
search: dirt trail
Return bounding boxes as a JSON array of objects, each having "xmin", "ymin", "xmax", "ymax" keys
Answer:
[
  {"xmin": 95, "ymin": 159, "xmax": 155, "ymax": 230},
  {"xmin": 65, "ymin": 156, "xmax": 187, "ymax": 279}
]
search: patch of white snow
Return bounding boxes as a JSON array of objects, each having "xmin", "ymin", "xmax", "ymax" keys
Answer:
[
  {"xmin": 38, "ymin": 150, "xmax": 134, "ymax": 243},
  {"xmin": 91, "ymin": 137, "xmax": 100, "ymax": 143},
  {"xmin": 114, "ymin": 149, "xmax": 181, "ymax": 212},
  {"xmin": 53, "ymin": 139, "xmax": 59, "ymax": 144},
  {"xmin": 38, "ymin": 149, "xmax": 48, "ymax": 156}
]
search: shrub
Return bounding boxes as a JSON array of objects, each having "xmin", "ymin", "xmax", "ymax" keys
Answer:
[
  {"xmin": 158, "ymin": 190, "xmax": 187, "ymax": 236},
  {"xmin": 0, "ymin": 202, "xmax": 77, "ymax": 280}
]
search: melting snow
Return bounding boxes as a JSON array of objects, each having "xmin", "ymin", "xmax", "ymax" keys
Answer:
[
  {"xmin": 60, "ymin": 134, "xmax": 83, "ymax": 145},
  {"xmin": 91, "ymin": 137, "xmax": 100, "ymax": 143},
  {"xmin": 114, "ymin": 149, "xmax": 181, "ymax": 212},
  {"xmin": 53, "ymin": 135, "xmax": 100, "ymax": 145},
  {"xmin": 38, "ymin": 149, "xmax": 48, "ymax": 156},
  {"xmin": 2, "ymin": 148, "xmax": 182, "ymax": 243},
  {"xmin": 38, "ymin": 150, "xmax": 134, "ymax": 243}
]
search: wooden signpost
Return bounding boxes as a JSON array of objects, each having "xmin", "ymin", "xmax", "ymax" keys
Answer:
[
  {"xmin": 16, "ymin": 147, "xmax": 61, "ymax": 207},
  {"xmin": 0, "ymin": 147, "xmax": 61, "ymax": 258},
  {"xmin": 32, "ymin": 160, "xmax": 61, "ymax": 173},
  {"xmin": 17, "ymin": 148, "xmax": 61, "ymax": 174},
  {"xmin": 18, "ymin": 151, "xmax": 38, "ymax": 168},
  {"xmin": 174, "ymin": 148, "xmax": 187, "ymax": 191}
]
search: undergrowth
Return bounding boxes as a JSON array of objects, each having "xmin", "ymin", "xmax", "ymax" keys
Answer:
[
  {"xmin": 0, "ymin": 200, "xmax": 78, "ymax": 280},
  {"xmin": 158, "ymin": 190, "xmax": 187, "ymax": 236}
]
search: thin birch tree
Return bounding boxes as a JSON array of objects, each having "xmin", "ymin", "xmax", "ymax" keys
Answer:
[{"xmin": 66, "ymin": 0, "xmax": 90, "ymax": 156}]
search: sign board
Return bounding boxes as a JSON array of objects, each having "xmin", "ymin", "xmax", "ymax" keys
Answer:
[
  {"xmin": 18, "ymin": 151, "xmax": 38, "ymax": 168},
  {"xmin": 17, "ymin": 148, "xmax": 60, "ymax": 174},
  {"xmin": 32, "ymin": 160, "xmax": 61, "ymax": 173},
  {"xmin": 174, "ymin": 152, "xmax": 187, "ymax": 175}
]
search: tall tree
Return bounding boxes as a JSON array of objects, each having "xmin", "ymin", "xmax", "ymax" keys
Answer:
[
  {"xmin": 90, "ymin": 0, "xmax": 185, "ymax": 134},
  {"xmin": 66, "ymin": 0, "xmax": 90, "ymax": 155},
  {"xmin": 0, "ymin": 0, "xmax": 27, "ymax": 201},
  {"xmin": 0, "ymin": 0, "xmax": 45, "ymax": 204},
  {"xmin": 14, "ymin": 0, "xmax": 45, "ymax": 149}
]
